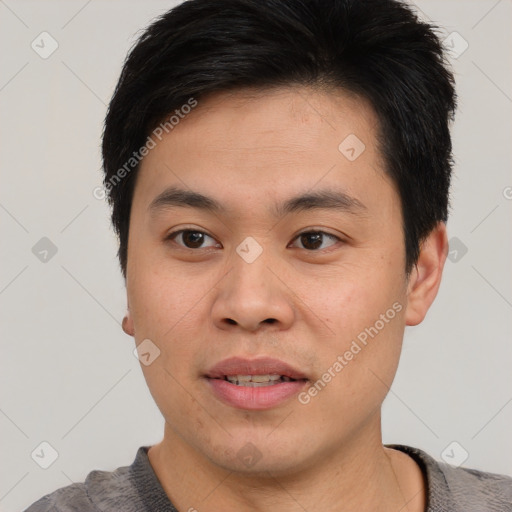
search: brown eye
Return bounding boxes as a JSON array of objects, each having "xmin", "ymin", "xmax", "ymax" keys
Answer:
[
  {"xmin": 167, "ymin": 229, "xmax": 219, "ymax": 249},
  {"xmin": 291, "ymin": 231, "xmax": 340, "ymax": 251}
]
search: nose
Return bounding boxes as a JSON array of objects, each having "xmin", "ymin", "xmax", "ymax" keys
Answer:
[{"xmin": 211, "ymin": 247, "xmax": 295, "ymax": 333}]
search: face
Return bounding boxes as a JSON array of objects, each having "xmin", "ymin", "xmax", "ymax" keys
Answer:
[{"xmin": 125, "ymin": 86, "xmax": 415, "ymax": 475}]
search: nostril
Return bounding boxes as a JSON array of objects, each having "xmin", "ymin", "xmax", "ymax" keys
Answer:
[{"xmin": 264, "ymin": 318, "xmax": 277, "ymax": 324}]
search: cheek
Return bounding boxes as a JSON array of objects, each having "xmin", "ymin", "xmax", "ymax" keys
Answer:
[
  {"xmin": 293, "ymin": 258, "xmax": 406, "ymax": 412},
  {"xmin": 128, "ymin": 268, "xmax": 207, "ymax": 415},
  {"xmin": 127, "ymin": 268, "xmax": 210, "ymax": 408},
  {"xmin": 290, "ymin": 256, "xmax": 404, "ymax": 338},
  {"xmin": 298, "ymin": 304, "xmax": 406, "ymax": 437},
  {"xmin": 141, "ymin": 361, "xmax": 215, "ymax": 450},
  {"xmin": 128, "ymin": 261, "xmax": 207, "ymax": 340}
]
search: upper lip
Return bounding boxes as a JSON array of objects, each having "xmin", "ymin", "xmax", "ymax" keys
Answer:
[{"xmin": 205, "ymin": 357, "xmax": 308, "ymax": 380}]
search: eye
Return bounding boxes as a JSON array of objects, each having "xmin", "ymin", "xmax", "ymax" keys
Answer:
[
  {"xmin": 165, "ymin": 229, "xmax": 340, "ymax": 251},
  {"xmin": 166, "ymin": 229, "xmax": 220, "ymax": 249},
  {"xmin": 289, "ymin": 230, "xmax": 341, "ymax": 251}
]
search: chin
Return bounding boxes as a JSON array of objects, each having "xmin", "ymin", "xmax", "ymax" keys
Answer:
[{"xmin": 202, "ymin": 430, "xmax": 318, "ymax": 476}]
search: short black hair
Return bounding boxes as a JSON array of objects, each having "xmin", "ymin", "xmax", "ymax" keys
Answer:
[{"xmin": 102, "ymin": 0, "xmax": 456, "ymax": 279}]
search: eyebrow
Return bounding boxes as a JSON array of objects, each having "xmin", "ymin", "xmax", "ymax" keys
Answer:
[{"xmin": 148, "ymin": 185, "xmax": 367, "ymax": 218}]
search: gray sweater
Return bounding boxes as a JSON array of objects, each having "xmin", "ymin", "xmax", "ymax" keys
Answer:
[{"xmin": 25, "ymin": 444, "xmax": 512, "ymax": 511}]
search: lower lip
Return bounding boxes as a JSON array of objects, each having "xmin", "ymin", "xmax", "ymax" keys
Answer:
[{"xmin": 206, "ymin": 378, "xmax": 308, "ymax": 410}]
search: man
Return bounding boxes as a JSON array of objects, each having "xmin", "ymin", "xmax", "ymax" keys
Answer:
[{"xmin": 26, "ymin": 0, "xmax": 512, "ymax": 510}]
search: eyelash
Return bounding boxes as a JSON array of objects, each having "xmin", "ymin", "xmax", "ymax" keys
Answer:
[{"xmin": 164, "ymin": 228, "xmax": 342, "ymax": 252}]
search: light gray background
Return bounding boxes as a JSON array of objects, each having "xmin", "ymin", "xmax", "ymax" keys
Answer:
[{"xmin": 1, "ymin": 1, "xmax": 511, "ymax": 510}]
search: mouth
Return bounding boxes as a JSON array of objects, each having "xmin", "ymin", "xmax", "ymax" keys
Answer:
[
  {"xmin": 204, "ymin": 357, "xmax": 309, "ymax": 410},
  {"xmin": 205, "ymin": 356, "xmax": 309, "ymax": 382},
  {"xmin": 221, "ymin": 374, "xmax": 301, "ymax": 387}
]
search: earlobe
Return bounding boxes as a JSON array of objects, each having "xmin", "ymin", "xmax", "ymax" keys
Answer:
[
  {"xmin": 122, "ymin": 309, "xmax": 135, "ymax": 336},
  {"xmin": 404, "ymin": 222, "xmax": 449, "ymax": 326}
]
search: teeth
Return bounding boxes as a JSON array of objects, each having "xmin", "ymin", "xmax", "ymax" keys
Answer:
[
  {"xmin": 231, "ymin": 381, "xmax": 280, "ymax": 387},
  {"xmin": 251, "ymin": 374, "xmax": 281, "ymax": 383},
  {"xmin": 233, "ymin": 375, "xmax": 252, "ymax": 382},
  {"xmin": 225, "ymin": 374, "xmax": 289, "ymax": 386}
]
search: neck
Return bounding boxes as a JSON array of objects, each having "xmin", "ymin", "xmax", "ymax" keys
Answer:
[{"xmin": 148, "ymin": 417, "xmax": 426, "ymax": 512}]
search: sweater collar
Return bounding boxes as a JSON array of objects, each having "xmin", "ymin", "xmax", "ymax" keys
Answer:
[{"xmin": 130, "ymin": 444, "xmax": 454, "ymax": 512}]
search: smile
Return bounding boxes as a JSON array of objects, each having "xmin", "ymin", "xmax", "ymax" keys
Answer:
[{"xmin": 224, "ymin": 374, "xmax": 297, "ymax": 386}]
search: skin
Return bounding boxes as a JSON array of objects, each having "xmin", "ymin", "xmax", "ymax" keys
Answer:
[{"xmin": 122, "ymin": 86, "xmax": 448, "ymax": 512}]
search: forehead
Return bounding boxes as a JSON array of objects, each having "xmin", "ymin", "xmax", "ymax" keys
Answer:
[
  {"xmin": 153, "ymin": 86, "xmax": 379, "ymax": 158},
  {"xmin": 133, "ymin": 86, "xmax": 394, "ymax": 216}
]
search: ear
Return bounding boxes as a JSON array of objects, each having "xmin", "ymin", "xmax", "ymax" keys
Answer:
[
  {"xmin": 122, "ymin": 303, "xmax": 135, "ymax": 336},
  {"xmin": 404, "ymin": 222, "xmax": 449, "ymax": 326}
]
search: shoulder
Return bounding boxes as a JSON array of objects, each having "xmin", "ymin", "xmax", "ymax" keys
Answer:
[
  {"xmin": 437, "ymin": 459, "xmax": 512, "ymax": 509},
  {"xmin": 24, "ymin": 454, "xmax": 138, "ymax": 512},
  {"xmin": 388, "ymin": 444, "xmax": 512, "ymax": 511},
  {"xmin": 24, "ymin": 482, "xmax": 94, "ymax": 512}
]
